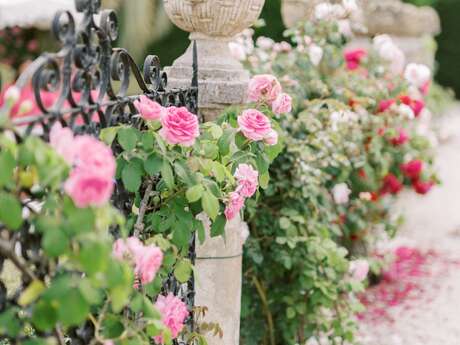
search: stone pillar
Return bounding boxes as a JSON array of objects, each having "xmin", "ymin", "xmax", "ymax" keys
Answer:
[
  {"xmin": 280, "ymin": 0, "xmax": 441, "ymax": 68},
  {"xmin": 163, "ymin": 1, "xmax": 265, "ymax": 344}
]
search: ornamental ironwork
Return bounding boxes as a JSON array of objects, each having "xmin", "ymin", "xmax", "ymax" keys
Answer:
[{"xmin": 0, "ymin": 0, "xmax": 199, "ymax": 343}]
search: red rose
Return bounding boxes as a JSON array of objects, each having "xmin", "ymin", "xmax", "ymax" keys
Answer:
[
  {"xmin": 400, "ymin": 160, "xmax": 423, "ymax": 180},
  {"xmin": 381, "ymin": 174, "xmax": 403, "ymax": 195},
  {"xmin": 412, "ymin": 180, "xmax": 434, "ymax": 195}
]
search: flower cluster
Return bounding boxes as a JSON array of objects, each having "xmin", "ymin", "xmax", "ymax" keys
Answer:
[
  {"xmin": 112, "ymin": 237, "xmax": 163, "ymax": 285},
  {"xmin": 154, "ymin": 294, "xmax": 189, "ymax": 344},
  {"xmin": 50, "ymin": 123, "xmax": 116, "ymax": 208}
]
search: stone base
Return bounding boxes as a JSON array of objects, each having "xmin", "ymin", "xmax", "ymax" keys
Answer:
[
  {"xmin": 165, "ymin": 35, "xmax": 249, "ymax": 121},
  {"xmin": 194, "ymin": 217, "xmax": 246, "ymax": 345}
]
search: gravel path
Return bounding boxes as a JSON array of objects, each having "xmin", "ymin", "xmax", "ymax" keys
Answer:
[{"xmin": 359, "ymin": 104, "xmax": 460, "ymax": 345}]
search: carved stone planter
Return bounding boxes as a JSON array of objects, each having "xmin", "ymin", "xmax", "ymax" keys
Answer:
[{"xmin": 164, "ymin": 0, "xmax": 265, "ymax": 120}]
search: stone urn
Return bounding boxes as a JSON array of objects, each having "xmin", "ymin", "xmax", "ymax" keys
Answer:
[{"xmin": 163, "ymin": 0, "xmax": 265, "ymax": 120}]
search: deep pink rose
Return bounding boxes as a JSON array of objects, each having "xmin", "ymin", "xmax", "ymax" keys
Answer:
[
  {"xmin": 264, "ymin": 129, "xmax": 279, "ymax": 146},
  {"xmin": 272, "ymin": 93, "xmax": 292, "ymax": 115},
  {"xmin": 377, "ymin": 99, "xmax": 395, "ymax": 113},
  {"xmin": 390, "ymin": 128, "xmax": 409, "ymax": 146},
  {"xmin": 49, "ymin": 122, "xmax": 77, "ymax": 164},
  {"xmin": 412, "ymin": 179, "xmax": 434, "ymax": 195},
  {"xmin": 64, "ymin": 170, "xmax": 114, "ymax": 208},
  {"xmin": 154, "ymin": 294, "xmax": 189, "ymax": 344},
  {"xmin": 234, "ymin": 164, "xmax": 259, "ymax": 198},
  {"xmin": 399, "ymin": 95, "xmax": 425, "ymax": 117},
  {"xmin": 160, "ymin": 106, "xmax": 200, "ymax": 147},
  {"xmin": 134, "ymin": 95, "xmax": 164, "ymax": 121},
  {"xmin": 248, "ymin": 74, "xmax": 282, "ymax": 104},
  {"xmin": 344, "ymin": 49, "xmax": 367, "ymax": 70},
  {"xmin": 237, "ymin": 109, "xmax": 273, "ymax": 142},
  {"xmin": 135, "ymin": 245, "xmax": 163, "ymax": 285},
  {"xmin": 349, "ymin": 259, "xmax": 369, "ymax": 282},
  {"xmin": 224, "ymin": 192, "xmax": 245, "ymax": 221},
  {"xmin": 380, "ymin": 174, "xmax": 403, "ymax": 195},
  {"xmin": 73, "ymin": 135, "xmax": 116, "ymax": 178},
  {"xmin": 400, "ymin": 160, "xmax": 423, "ymax": 180}
]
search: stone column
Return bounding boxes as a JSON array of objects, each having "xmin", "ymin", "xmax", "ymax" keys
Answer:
[
  {"xmin": 280, "ymin": 0, "xmax": 441, "ymax": 68},
  {"xmin": 163, "ymin": 1, "xmax": 265, "ymax": 344}
]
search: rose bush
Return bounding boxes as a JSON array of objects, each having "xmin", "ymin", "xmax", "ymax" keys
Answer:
[{"xmin": 232, "ymin": 1, "xmax": 438, "ymax": 344}]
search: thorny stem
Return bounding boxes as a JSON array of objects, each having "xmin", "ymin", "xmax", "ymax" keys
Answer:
[
  {"xmin": 252, "ymin": 274, "xmax": 276, "ymax": 345},
  {"xmin": 133, "ymin": 180, "xmax": 154, "ymax": 238}
]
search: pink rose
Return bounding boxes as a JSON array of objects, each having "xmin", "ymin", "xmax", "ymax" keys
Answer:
[
  {"xmin": 264, "ymin": 129, "xmax": 279, "ymax": 146},
  {"xmin": 399, "ymin": 95, "xmax": 425, "ymax": 118},
  {"xmin": 237, "ymin": 109, "xmax": 273, "ymax": 142},
  {"xmin": 234, "ymin": 164, "xmax": 259, "ymax": 198},
  {"xmin": 112, "ymin": 237, "xmax": 144, "ymax": 262},
  {"xmin": 49, "ymin": 122, "xmax": 77, "ymax": 164},
  {"xmin": 160, "ymin": 106, "xmax": 200, "ymax": 147},
  {"xmin": 73, "ymin": 135, "xmax": 116, "ymax": 178},
  {"xmin": 380, "ymin": 174, "xmax": 403, "ymax": 195},
  {"xmin": 248, "ymin": 75, "xmax": 282, "ymax": 104},
  {"xmin": 400, "ymin": 160, "xmax": 423, "ymax": 180},
  {"xmin": 390, "ymin": 128, "xmax": 409, "ymax": 146},
  {"xmin": 134, "ymin": 95, "xmax": 164, "ymax": 121},
  {"xmin": 272, "ymin": 93, "xmax": 292, "ymax": 115},
  {"xmin": 377, "ymin": 99, "xmax": 395, "ymax": 113},
  {"xmin": 224, "ymin": 192, "xmax": 245, "ymax": 221},
  {"xmin": 412, "ymin": 179, "xmax": 434, "ymax": 195},
  {"xmin": 64, "ymin": 169, "xmax": 114, "ymax": 208},
  {"xmin": 135, "ymin": 245, "xmax": 163, "ymax": 285},
  {"xmin": 154, "ymin": 294, "xmax": 189, "ymax": 344},
  {"xmin": 349, "ymin": 259, "xmax": 369, "ymax": 282},
  {"xmin": 344, "ymin": 49, "xmax": 367, "ymax": 71}
]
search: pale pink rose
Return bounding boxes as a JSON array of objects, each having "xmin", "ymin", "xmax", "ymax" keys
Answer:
[
  {"xmin": 49, "ymin": 122, "xmax": 77, "ymax": 164},
  {"xmin": 73, "ymin": 135, "xmax": 116, "ymax": 178},
  {"xmin": 264, "ymin": 129, "xmax": 279, "ymax": 146},
  {"xmin": 154, "ymin": 294, "xmax": 189, "ymax": 344},
  {"xmin": 404, "ymin": 63, "xmax": 431, "ymax": 89},
  {"xmin": 237, "ymin": 109, "xmax": 273, "ymax": 142},
  {"xmin": 135, "ymin": 245, "xmax": 163, "ymax": 285},
  {"xmin": 373, "ymin": 35, "xmax": 405, "ymax": 75},
  {"xmin": 64, "ymin": 169, "xmax": 114, "ymax": 208},
  {"xmin": 349, "ymin": 259, "xmax": 369, "ymax": 282},
  {"xmin": 247, "ymin": 75, "xmax": 282, "ymax": 104},
  {"xmin": 272, "ymin": 93, "xmax": 292, "ymax": 115},
  {"xmin": 112, "ymin": 237, "xmax": 144, "ymax": 262},
  {"xmin": 234, "ymin": 164, "xmax": 259, "ymax": 198},
  {"xmin": 224, "ymin": 192, "xmax": 245, "ymax": 221},
  {"xmin": 134, "ymin": 95, "xmax": 164, "ymax": 121},
  {"xmin": 159, "ymin": 106, "xmax": 200, "ymax": 147},
  {"xmin": 332, "ymin": 183, "xmax": 351, "ymax": 204}
]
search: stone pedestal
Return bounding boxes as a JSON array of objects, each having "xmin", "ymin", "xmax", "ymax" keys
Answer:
[
  {"xmin": 163, "ymin": 1, "xmax": 265, "ymax": 344},
  {"xmin": 280, "ymin": 0, "xmax": 441, "ymax": 67}
]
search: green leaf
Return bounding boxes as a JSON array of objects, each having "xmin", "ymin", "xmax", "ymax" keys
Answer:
[
  {"xmin": 117, "ymin": 127, "xmax": 139, "ymax": 151},
  {"xmin": 212, "ymin": 162, "xmax": 226, "ymax": 183},
  {"xmin": 174, "ymin": 259, "xmax": 193, "ymax": 283},
  {"xmin": 186, "ymin": 185, "xmax": 204, "ymax": 203},
  {"xmin": 58, "ymin": 289, "xmax": 90, "ymax": 327},
  {"xmin": 174, "ymin": 161, "xmax": 196, "ymax": 186},
  {"xmin": 202, "ymin": 190, "xmax": 219, "ymax": 221},
  {"xmin": 102, "ymin": 314, "xmax": 125, "ymax": 339},
  {"xmin": 18, "ymin": 280, "xmax": 46, "ymax": 307},
  {"xmin": 0, "ymin": 193, "xmax": 23, "ymax": 230},
  {"xmin": 100, "ymin": 127, "xmax": 119, "ymax": 146},
  {"xmin": 79, "ymin": 240, "xmax": 110, "ymax": 276},
  {"xmin": 210, "ymin": 214, "xmax": 226, "ymax": 237},
  {"xmin": 31, "ymin": 301, "xmax": 58, "ymax": 332},
  {"xmin": 42, "ymin": 228, "xmax": 69, "ymax": 257},
  {"xmin": 0, "ymin": 150, "xmax": 15, "ymax": 188},
  {"xmin": 218, "ymin": 129, "xmax": 235, "ymax": 156},
  {"xmin": 122, "ymin": 163, "xmax": 143, "ymax": 192},
  {"xmin": 144, "ymin": 153, "xmax": 163, "ymax": 176},
  {"xmin": 141, "ymin": 132, "xmax": 155, "ymax": 150},
  {"xmin": 259, "ymin": 172, "xmax": 270, "ymax": 189},
  {"xmin": 172, "ymin": 219, "xmax": 190, "ymax": 248},
  {"xmin": 210, "ymin": 124, "xmax": 223, "ymax": 139},
  {"xmin": 161, "ymin": 161, "xmax": 175, "ymax": 190}
]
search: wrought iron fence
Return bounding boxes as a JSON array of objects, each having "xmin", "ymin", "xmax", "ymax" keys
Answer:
[{"xmin": 0, "ymin": 0, "xmax": 198, "ymax": 343}]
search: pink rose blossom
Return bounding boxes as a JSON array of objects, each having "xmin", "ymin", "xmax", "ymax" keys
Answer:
[
  {"xmin": 400, "ymin": 160, "xmax": 423, "ymax": 180},
  {"xmin": 390, "ymin": 128, "xmax": 409, "ymax": 146},
  {"xmin": 272, "ymin": 93, "xmax": 292, "ymax": 115},
  {"xmin": 73, "ymin": 135, "xmax": 116, "ymax": 178},
  {"xmin": 112, "ymin": 237, "xmax": 144, "ymax": 262},
  {"xmin": 248, "ymin": 75, "xmax": 282, "ymax": 104},
  {"xmin": 136, "ymin": 245, "xmax": 163, "ymax": 285},
  {"xmin": 64, "ymin": 169, "xmax": 114, "ymax": 208},
  {"xmin": 412, "ymin": 179, "xmax": 434, "ymax": 195},
  {"xmin": 400, "ymin": 95, "xmax": 425, "ymax": 117},
  {"xmin": 154, "ymin": 294, "xmax": 189, "ymax": 344},
  {"xmin": 380, "ymin": 174, "xmax": 403, "ymax": 195},
  {"xmin": 264, "ymin": 129, "xmax": 279, "ymax": 146},
  {"xmin": 49, "ymin": 122, "xmax": 77, "ymax": 164},
  {"xmin": 344, "ymin": 49, "xmax": 367, "ymax": 71},
  {"xmin": 134, "ymin": 95, "xmax": 164, "ymax": 121},
  {"xmin": 237, "ymin": 109, "xmax": 273, "ymax": 142},
  {"xmin": 234, "ymin": 164, "xmax": 259, "ymax": 198},
  {"xmin": 224, "ymin": 192, "xmax": 245, "ymax": 221},
  {"xmin": 349, "ymin": 259, "xmax": 369, "ymax": 282},
  {"xmin": 377, "ymin": 99, "xmax": 395, "ymax": 113},
  {"xmin": 160, "ymin": 106, "xmax": 200, "ymax": 147}
]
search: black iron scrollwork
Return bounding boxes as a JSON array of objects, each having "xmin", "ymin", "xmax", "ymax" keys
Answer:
[{"xmin": 1, "ymin": 0, "xmax": 199, "ymax": 343}]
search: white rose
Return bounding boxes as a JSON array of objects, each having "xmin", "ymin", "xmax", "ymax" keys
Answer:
[
  {"xmin": 314, "ymin": 3, "xmax": 333, "ymax": 20},
  {"xmin": 404, "ymin": 63, "xmax": 431, "ymax": 88},
  {"xmin": 398, "ymin": 104, "xmax": 415, "ymax": 120},
  {"xmin": 228, "ymin": 42, "xmax": 246, "ymax": 61},
  {"xmin": 332, "ymin": 183, "xmax": 351, "ymax": 204},
  {"xmin": 337, "ymin": 19, "xmax": 353, "ymax": 38},
  {"xmin": 256, "ymin": 36, "xmax": 274, "ymax": 50},
  {"xmin": 308, "ymin": 44, "xmax": 323, "ymax": 66},
  {"xmin": 374, "ymin": 37, "xmax": 405, "ymax": 75}
]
